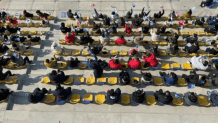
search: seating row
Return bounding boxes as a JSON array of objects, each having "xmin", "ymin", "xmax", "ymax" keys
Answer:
[
  {"xmin": 7, "ymin": 15, "xmax": 54, "ymax": 20},
  {"xmin": 1, "ymin": 22, "xmax": 50, "ymax": 28}
]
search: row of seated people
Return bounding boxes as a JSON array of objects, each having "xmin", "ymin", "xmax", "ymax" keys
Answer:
[
  {"xmin": 0, "ymin": 34, "xmax": 41, "ymax": 44},
  {"xmin": 28, "ymin": 86, "xmax": 217, "ymax": 106},
  {"xmin": 41, "ymin": 68, "xmax": 217, "ymax": 87}
]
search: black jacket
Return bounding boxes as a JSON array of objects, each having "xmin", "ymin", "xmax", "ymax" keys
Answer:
[
  {"xmin": 132, "ymin": 90, "xmax": 145, "ymax": 103},
  {"xmin": 67, "ymin": 11, "xmax": 74, "ymax": 18},
  {"xmin": 30, "ymin": 36, "xmax": 41, "ymax": 42},
  {"xmin": 208, "ymin": 48, "xmax": 218, "ymax": 55},
  {"xmin": 119, "ymin": 71, "xmax": 130, "ymax": 85},
  {"xmin": 195, "ymin": 19, "xmax": 204, "ymax": 25},
  {"xmin": 154, "ymin": 89, "xmax": 173, "ymax": 104},
  {"xmin": 67, "ymin": 59, "xmax": 80, "ymax": 68},
  {"xmin": 60, "ymin": 26, "xmax": 71, "ymax": 33},
  {"xmin": 103, "ymin": 18, "xmax": 110, "ymax": 26},
  {"xmin": 106, "ymin": 88, "xmax": 121, "ymax": 104},
  {"xmin": 49, "ymin": 72, "xmax": 69, "ymax": 84},
  {"xmin": 154, "ymin": 10, "xmax": 164, "ymax": 18},
  {"xmin": 91, "ymin": 62, "xmax": 103, "ymax": 78},
  {"xmin": 28, "ymin": 88, "xmax": 48, "ymax": 103},
  {"xmin": 24, "ymin": 12, "xmax": 33, "ymax": 18},
  {"xmin": 55, "ymin": 87, "xmax": 71, "ymax": 101},
  {"xmin": 142, "ymin": 22, "xmax": 150, "ymax": 34},
  {"xmin": 126, "ymin": 9, "xmax": 133, "ymax": 19},
  {"xmin": 0, "ymin": 89, "xmax": 10, "ymax": 101},
  {"xmin": 7, "ymin": 27, "xmax": 20, "ymax": 34},
  {"xmin": 185, "ymin": 45, "xmax": 199, "ymax": 53},
  {"xmin": 79, "ymin": 33, "xmax": 94, "ymax": 45}
]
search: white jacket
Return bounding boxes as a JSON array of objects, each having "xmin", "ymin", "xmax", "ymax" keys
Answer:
[
  {"xmin": 150, "ymin": 29, "xmax": 160, "ymax": 41},
  {"xmin": 99, "ymin": 36, "xmax": 107, "ymax": 44},
  {"xmin": 191, "ymin": 56, "xmax": 208, "ymax": 70},
  {"xmin": 51, "ymin": 42, "xmax": 62, "ymax": 53}
]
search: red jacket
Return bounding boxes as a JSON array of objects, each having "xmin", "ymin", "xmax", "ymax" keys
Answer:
[
  {"xmin": 109, "ymin": 59, "xmax": 123, "ymax": 69},
  {"xmin": 143, "ymin": 53, "xmax": 158, "ymax": 67},
  {"xmin": 65, "ymin": 32, "xmax": 75, "ymax": 43},
  {"xmin": 178, "ymin": 21, "xmax": 186, "ymax": 25},
  {"xmin": 130, "ymin": 49, "xmax": 138, "ymax": 55},
  {"xmin": 116, "ymin": 37, "xmax": 126, "ymax": 45},
  {"xmin": 7, "ymin": 17, "xmax": 18, "ymax": 25},
  {"xmin": 125, "ymin": 23, "xmax": 132, "ymax": 34},
  {"xmin": 128, "ymin": 59, "xmax": 141, "ymax": 69}
]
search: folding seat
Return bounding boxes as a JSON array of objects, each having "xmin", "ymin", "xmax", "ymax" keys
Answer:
[
  {"xmin": 33, "ymin": 16, "xmax": 40, "ymax": 20},
  {"xmin": 92, "ymin": 39, "xmax": 99, "ymax": 45},
  {"xmin": 141, "ymin": 62, "xmax": 149, "ymax": 69},
  {"xmin": 34, "ymin": 23, "xmax": 42, "ymax": 27},
  {"xmin": 161, "ymin": 16, "xmax": 168, "ymax": 21},
  {"xmin": 131, "ymin": 77, "xmax": 140, "ymax": 85},
  {"xmin": 177, "ymin": 78, "xmax": 187, "ymax": 86},
  {"xmin": 54, "ymin": 51, "xmax": 62, "ymax": 55},
  {"xmin": 158, "ymin": 49, "xmax": 166, "ymax": 56},
  {"xmin": 198, "ymin": 30, "xmax": 206, "ymax": 36},
  {"xmin": 109, "ymin": 39, "xmax": 116, "ymax": 45},
  {"xmin": 125, "ymin": 32, "xmax": 132, "ymax": 36},
  {"xmin": 19, "ymin": 22, "xmax": 27, "ymax": 27},
  {"xmin": 70, "ymin": 94, "xmax": 80, "ymax": 104},
  {"xmin": 108, "ymin": 77, "xmax": 117, "ymax": 84},
  {"xmin": 30, "ymin": 30, "xmax": 37, "ymax": 35},
  {"xmin": 20, "ymin": 30, "xmax": 29, "ymax": 35},
  {"xmin": 133, "ymin": 31, "xmax": 140, "ymax": 36},
  {"xmin": 62, "ymin": 49, "xmax": 71, "ymax": 56},
  {"xmin": 79, "ymin": 63, "xmax": 87, "ymax": 69},
  {"xmin": 190, "ymin": 30, "xmax": 197, "ymax": 35},
  {"xmin": 203, "ymin": 80, "xmax": 212, "ymax": 87},
  {"xmin": 101, "ymin": 49, "xmax": 109, "ymax": 57},
  {"xmin": 118, "ymin": 31, "xmax": 124, "ymax": 36},
  {"xmin": 146, "ymin": 95, "xmax": 156, "ymax": 105},
  {"xmin": 97, "ymin": 77, "xmax": 107, "ymax": 85},
  {"xmin": 161, "ymin": 63, "xmax": 170, "ymax": 70},
  {"xmin": 121, "ymin": 95, "xmax": 130, "ymax": 104},
  {"xmin": 178, "ymin": 50, "xmax": 187, "ymax": 57},
  {"xmin": 58, "ymin": 62, "xmax": 67, "ymax": 69},
  {"xmin": 172, "ymin": 96, "xmax": 183, "ymax": 106},
  {"xmin": 181, "ymin": 30, "xmax": 189, "ymax": 36},
  {"xmin": 47, "ymin": 16, "xmax": 54, "ymax": 20},
  {"xmin": 86, "ymin": 77, "xmax": 95, "ymax": 84},
  {"xmin": 171, "ymin": 63, "xmax": 181, "ymax": 70},
  {"xmin": 95, "ymin": 94, "xmax": 106, "ymax": 104},
  {"xmin": 182, "ymin": 63, "xmax": 193, "ymax": 70},
  {"xmin": 75, "ymin": 77, "xmax": 85, "ymax": 85},
  {"xmin": 153, "ymin": 78, "xmax": 164, "ymax": 85},
  {"xmin": 82, "ymin": 49, "xmax": 90, "ymax": 56},
  {"xmin": 5, "ymin": 76, "xmax": 18, "ymax": 84},
  {"xmin": 63, "ymin": 76, "xmax": 74, "ymax": 84},
  {"xmin": 120, "ymin": 50, "xmax": 128, "ymax": 56},
  {"xmin": 41, "ymin": 76, "xmax": 50, "ymax": 84},
  {"xmin": 110, "ymin": 50, "xmax": 118, "ymax": 56},
  {"xmin": 198, "ymin": 96, "xmax": 211, "ymax": 106},
  {"xmin": 83, "ymin": 94, "xmax": 93, "ymax": 104},
  {"xmin": 73, "ymin": 49, "xmax": 81, "ymax": 56},
  {"xmin": 121, "ymin": 63, "xmax": 128, "ymax": 69},
  {"xmin": 44, "ymin": 93, "xmax": 56, "ymax": 103}
]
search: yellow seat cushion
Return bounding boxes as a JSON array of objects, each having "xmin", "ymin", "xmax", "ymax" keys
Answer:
[
  {"xmin": 146, "ymin": 95, "xmax": 156, "ymax": 105},
  {"xmin": 182, "ymin": 63, "xmax": 192, "ymax": 70},
  {"xmin": 83, "ymin": 94, "xmax": 93, "ymax": 101},
  {"xmin": 190, "ymin": 31, "xmax": 197, "ymax": 35},
  {"xmin": 0, "ymin": 99, "xmax": 7, "ymax": 103},
  {"xmin": 189, "ymin": 53, "xmax": 196, "ymax": 57},
  {"xmin": 109, "ymin": 40, "xmax": 116, "ymax": 45},
  {"xmin": 37, "ymin": 31, "xmax": 46, "ymax": 35},
  {"xmin": 178, "ymin": 51, "xmax": 187, "ymax": 57},
  {"xmin": 110, "ymin": 50, "xmax": 118, "ymax": 56},
  {"xmin": 24, "ymin": 49, "xmax": 34, "ymax": 55},
  {"xmin": 58, "ymin": 62, "xmax": 67, "ymax": 69},
  {"xmin": 73, "ymin": 50, "xmax": 81, "ymax": 56},
  {"xmin": 120, "ymin": 50, "xmax": 128, "ymax": 56},
  {"xmin": 47, "ymin": 16, "xmax": 54, "ymax": 20},
  {"xmin": 154, "ymin": 78, "xmax": 163, "ymax": 85},
  {"xmin": 133, "ymin": 31, "xmax": 140, "ymax": 36},
  {"xmin": 97, "ymin": 77, "xmax": 106, "ymax": 83},
  {"xmin": 198, "ymin": 50, "xmax": 206, "ymax": 56},
  {"xmin": 158, "ymin": 50, "xmax": 166, "ymax": 56},
  {"xmin": 181, "ymin": 31, "xmax": 189, "ymax": 36},
  {"xmin": 178, "ymin": 41, "xmax": 186, "ymax": 46},
  {"xmin": 6, "ymin": 76, "xmax": 18, "ymax": 84},
  {"xmin": 64, "ymin": 76, "xmax": 73, "ymax": 84},
  {"xmin": 86, "ymin": 77, "xmax": 95, "ymax": 84},
  {"xmin": 92, "ymin": 40, "xmax": 99, "ymax": 45},
  {"xmin": 161, "ymin": 63, "xmax": 170, "ymax": 70},
  {"xmin": 75, "ymin": 77, "xmax": 85, "ymax": 84},
  {"xmin": 118, "ymin": 31, "xmax": 124, "ymax": 36},
  {"xmin": 198, "ymin": 96, "xmax": 211, "ymax": 106},
  {"xmin": 7, "ymin": 62, "xmax": 16, "ymax": 69},
  {"xmin": 152, "ymin": 41, "xmax": 159, "ymax": 45},
  {"xmin": 108, "ymin": 77, "xmax": 117, "ymax": 84},
  {"xmin": 95, "ymin": 94, "xmax": 106, "ymax": 104},
  {"xmin": 82, "ymin": 49, "xmax": 90, "ymax": 56},
  {"xmin": 126, "ymin": 33, "xmax": 132, "ymax": 36},
  {"xmin": 54, "ymin": 51, "xmax": 62, "ymax": 55},
  {"xmin": 70, "ymin": 94, "xmax": 80, "ymax": 104},
  {"xmin": 198, "ymin": 41, "xmax": 204, "ymax": 46},
  {"xmin": 101, "ymin": 50, "xmax": 109, "ymax": 56},
  {"xmin": 33, "ymin": 16, "xmax": 39, "ymax": 20},
  {"xmin": 172, "ymin": 96, "xmax": 183, "ymax": 106},
  {"xmin": 131, "ymin": 77, "xmax": 140, "ymax": 85},
  {"xmin": 79, "ymin": 63, "xmax": 87, "ymax": 69},
  {"xmin": 0, "ymin": 80, "xmax": 6, "ymax": 84},
  {"xmin": 44, "ymin": 94, "xmax": 56, "ymax": 103},
  {"xmin": 121, "ymin": 95, "xmax": 130, "ymax": 104},
  {"xmin": 177, "ymin": 78, "xmax": 187, "ymax": 86},
  {"xmin": 41, "ymin": 76, "xmax": 50, "ymax": 84},
  {"xmin": 186, "ymin": 24, "xmax": 194, "ymax": 28},
  {"xmin": 21, "ymin": 30, "xmax": 29, "ymax": 35},
  {"xmin": 34, "ymin": 23, "xmax": 42, "ymax": 27},
  {"xmin": 203, "ymin": 80, "xmax": 211, "ymax": 87},
  {"xmin": 30, "ymin": 30, "xmax": 37, "ymax": 35},
  {"xmin": 121, "ymin": 63, "xmax": 128, "ymax": 69},
  {"xmin": 160, "ymin": 41, "xmax": 167, "ymax": 46},
  {"xmin": 198, "ymin": 30, "xmax": 206, "ymax": 36},
  {"xmin": 207, "ymin": 33, "xmax": 215, "ymax": 36},
  {"xmin": 62, "ymin": 49, "xmax": 71, "ymax": 56}
]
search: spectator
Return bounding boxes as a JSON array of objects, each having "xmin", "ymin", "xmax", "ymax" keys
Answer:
[
  {"xmin": 133, "ymin": 34, "xmax": 144, "ymax": 45},
  {"xmin": 0, "ymin": 26, "xmax": 6, "ymax": 34},
  {"xmin": 150, "ymin": 29, "xmax": 160, "ymax": 42},
  {"xmin": 116, "ymin": 17, "xmax": 125, "ymax": 27},
  {"xmin": 7, "ymin": 17, "xmax": 18, "ymax": 25},
  {"xmin": 139, "ymin": 7, "xmax": 150, "ymax": 18},
  {"xmin": 60, "ymin": 22, "xmax": 71, "ymax": 33},
  {"xmin": 183, "ymin": 41, "xmax": 199, "ymax": 53},
  {"xmin": 116, "ymin": 35, "xmax": 126, "ymax": 45},
  {"xmin": 49, "ymin": 70, "xmax": 69, "ymax": 84},
  {"xmin": 91, "ymin": 60, "xmax": 103, "ymax": 78},
  {"xmin": 28, "ymin": 88, "xmax": 48, "ymax": 103},
  {"xmin": 204, "ymin": 24, "xmax": 218, "ymax": 34},
  {"xmin": 168, "ymin": 10, "xmax": 177, "ymax": 18},
  {"xmin": 23, "ymin": 10, "xmax": 33, "ymax": 18},
  {"xmin": 128, "ymin": 56, "xmax": 141, "ymax": 69},
  {"xmin": 42, "ymin": 20, "xmax": 50, "ymax": 27},
  {"xmin": 86, "ymin": 56, "xmax": 98, "ymax": 68},
  {"xmin": 206, "ymin": 16, "xmax": 217, "ymax": 25},
  {"xmin": 103, "ymin": 17, "xmax": 110, "ymax": 26},
  {"xmin": 141, "ymin": 71, "xmax": 153, "ymax": 85},
  {"xmin": 182, "ymin": 71, "xmax": 199, "ymax": 85},
  {"xmin": 132, "ymin": 18, "xmax": 144, "ymax": 27},
  {"xmin": 183, "ymin": 92, "xmax": 198, "ymax": 105},
  {"xmin": 142, "ymin": 53, "xmax": 158, "ymax": 67},
  {"xmin": 97, "ymin": 59, "xmax": 108, "ymax": 69},
  {"xmin": 65, "ymin": 32, "xmax": 75, "ymax": 44},
  {"xmin": 27, "ymin": 35, "xmax": 41, "ymax": 43},
  {"xmin": 6, "ymin": 26, "xmax": 20, "ymax": 34},
  {"xmin": 165, "ymin": 28, "xmax": 180, "ymax": 44},
  {"xmin": 124, "ymin": 23, "xmax": 132, "ymax": 34},
  {"xmin": 0, "ymin": 45, "xmax": 9, "ymax": 54},
  {"xmin": 182, "ymin": 9, "xmax": 192, "ymax": 18},
  {"xmin": 157, "ymin": 25, "xmax": 166, "ymax": 34},
  {"xmin": 12, "ymin": 43, "xmax": 29, "ymax": 53},
  {"xmin": 108, "ymin": 24, "xmax": 117, "ymax": 34},
  {"xmin": 0, "ymin": 88, "xmax": 12, "ymax": 102},
  {"xmin": 92, "ymin": 8, "xmax": 103, "ymax": 20},
  {"xmin": 10, "ymin": 54, "xmax": 32, "ymax": 66},
  {"xmin": 200, "ymin": 0, "xmax": 214, "ymax": 7},
  {"xmin": 51, "ymin": 42, "xmax": 62, "ymax": 53},
  {"xmin": 178, "ymin": 19, "xmax": 188, "ymax": 26},
  {"xmin": 99, "ymin": 32, "xmax": 107, "ymax": 44},
  {"xmin": 132, "ymin": 88, "xmax": 145, "ymax": 104},
  {"xmin": 195, "ymin": 17, "xmax": 205, "ymax": 25},
  {"xmin": 198, "ymin": 75, "xmax": 207, "ymax": 86},
  {"xmin": 67, "ymin": 57, "xmax": 80, "ymax": 68},
  {"xmin": 129, "ymin": 48, "xmax": 138, "ymax": 56},
  {"xmin": 107, "ymin": 88, "xmax": 121, "ymax": 104},
  {"xmin": 44, "ymin": 55, "xmax": 57, "ymax": 68},
  {"xmin": 36, "ymin": 10, "xmax": 49, "ymax": 19},
  {"xmin": 78, "ymin": 32, "xmax": 94, "ymax": 45},
  {"xmin": 126, "ymin": 8, "xmax": 133, "ymax": 19},
  {"xmin": 109, "ymin": 58, "xmax": 123, "ymax": 69},
  {"xmin": 154, "ymin": 89, "xmax": 173, "ymax": 104},
  {"xmin": 55, "ymin": 84, "xmax": 71, "ymax": 102},
  {"xmin": 184, "ymin": 33, "xmax": 198, "ymax": 44},
  {"xmin": 159, "ymin": 72, "xmax": 178, "ymax": 86},
  {"xmin": 88, "ymin": 43, "xmax": 106, "ymax": 55},
  {"xmin": 166, "ymin": 44, "xmax": 179, "ymax": 55},
  {"xmin": 0, "ymin": 68, "xmax": 14, "ymax": 80},
  {"xmin": 0, "ymin": 11, "xmax": 6, "ymax": 20},
  {"xmin": 87, "ymin": 17, "xmax": 94, "ymax": 26},
  {"xmin": 153, "ymin": 9, "xmax": 164, "ymax": 18},
  {"xmin": 67, "ymin": 9, "xmax": 74, "ymax": 18},
  {"xmin": 0, "ymin": 56, "xmax": 10, "ymax": 66},
  {"xmin": 119, "ymin": 70, "xmax": 130, "ymax": 85},
  {"xmin": 205, "ymin": 45, "xmax": 218, "ymax": 55},
  {"xmin": 142, "ymin": 22, "xmax": 150, "ymax": 34},
  {"xmin": 190, "ymin": 56, "xmax": 209, "ymax": 70},
  {"xmin": 110, "ymin": 7, "xmax": 118, "ymax": 19}
]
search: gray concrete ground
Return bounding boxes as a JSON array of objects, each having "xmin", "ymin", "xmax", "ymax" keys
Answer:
[{"xmin": 0, "ymin": 0, "xmax": 218, "ymax": 123}]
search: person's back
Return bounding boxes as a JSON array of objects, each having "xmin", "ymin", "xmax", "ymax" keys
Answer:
[
  {"xmin": 150, "ymin": 29, "xmax": 160, "ymax": 41},
  {"xmin": 157, "ymin": 91, "xmax": 173, "ymax": 104},
  {"xmin": 143, "ymin": 53, "xmax": 158, "ymax": 67},
  {"xmin": 67, "ymin": 9, "xmax": 74, "ymax": 18},
  {"xmin": 184, "ymin": 92, "xmax": 197, "ymax": 105},
  {"xmin": 44, "ymin": 56, "xmax": 57, "ymax": 68},
  {"xmin": 65, "ymin": 32, "xmax": 75, "ymax": 43},
  {"xmin": 28, "ymin": 88, "xmax": 48, "ymax": 103},
  {"xmin": 119, "ymin": 70, "xmax": 130, "ymax": 85},
  {"xmin": 116, "ymin": 36, "xmax": 126, "ymax": 45},
  {"xmin": 109, "ymin": 59, "xmax": 123, "ymax": 69},
  {"xmin": 55, "ymin": 85, "xmax": 71, "ymax": 101},
  {"xmin": 67, "ymin": 57, "xmax": 80, "ymax": 68},
  {"xmin": 107, "ymin": 88, "xmax": 121, "ymax": 104},
  {"xmin": 128, "ymin": 58, "xmax": 141, "ymax": 69},
  {"xmin": 164, "ymin": 73, "xmax": 178, "ymax": 86},
  {"xmin": 0, "ymin": 89, "xmax": 10, "ymax": 101},
  {"xmin": 132, "ymin": 89, "xmax": 145, "ymax": 103},
  {"xmin": 91, "ymin": 63, "xmax": 103, "ymax": 78}
]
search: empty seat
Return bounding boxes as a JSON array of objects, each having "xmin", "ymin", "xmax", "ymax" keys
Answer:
[
  {"xmin": 153, "ymin": 78, "xmax": 163, "ymax": 85},
  {"xmin": 44, "ymin": 94, "xmax": 56, "ymax": 103},
  {"xmin": 41, "ymin": 76, "xmax": 50, "ymax": 84},
  {"xmin": 198, "ymin": 30, "xmax": 206, "ymax": 36},
  {"xmin": 110, "ymin": 50, "xmax": 118, "ymax": 56},
  {"xmin": 161, "ymin": 63, "xmax": 170, "ymax": 70},
  {"xmin": 95, "ymin": 94, "xmax": 106, "ymax": 104},
  {"xmin": 63, "ymin": 76, "xmax": 73, "ymax": 84},
  {"xmin": 86, "ymin": 77, "xmax": 95, "ymax": 84},
  {"xmin": 203, "ymin": 80, "xmax": 211, "ymax": 87},
  {"xmin": 131, "ymin": 77, "xmax": 140, "ymax": 85},
  {"xmin": 6, "ymin": 76, "xmax": 18, "ymax": 84},
  {"xmin": 190, "ymin": 31, "xmax": 197, "ymax": 35},
  {"xmin": 109, "ymin": 40, "xmax": 116, "ymax": 45},
  {"xmin": 182, "ymin": 63, "xmax": 192, "ymax": 70},
  {"xmin": 146, "ymin": 95, "xmax": 156, "ymax": 105},
  {"xmin": 83, "ymin": 94, "xmax": 93, "ymax": 104},
  {"xmin": 133, "ymin": 31, "xmax": 140, "ymax": 36},
  {"xmin": 92, "ymin": 39, "xmax": 99, "ymax": 45},
  {"xmin": 198, "ymin": 96, "xmax": 211, "ymax": 106},
  {"xmin": 82, "ymin": 49, "xmax": 90, "ymax": 56},
  {"xmin": 121, "ymin": 95, "xmax": 130, "ymax": 104},
  {"xmin": 54, "ymin": 51, "xmax": 62, "ymax": 55},
  {"xmin": 120, "ymin": 50, "xmax": 128, "ymax": 56},
  {"xmin": 108, "ymin": 77, "xmax": 117, "ymax": 84},
  {"xmin": 152, "ymin": 41, "xmax": 159, "ymax": 45},
  {"xmin": 62, "ymin": 49, "xmax": 71, "ymax": 56},
  {"xmin": 101, "ymin": 49, "xmax": 109, "ymax": 57},
  {"xmin": 159, "ymin": 41, "xmax": 168, "ymax": 46},
  {"xmin": 97, "ymin": 77, "xmax": 107, "ymax": 85},
  {"xmin": 158, "ymin": 50, "xmax": 166, "ymax": 56},
  {"xmin": 79, "ymin": 63, "xmax": 87, "ymax": 69},
  {"xmin": 177, "ymin": 78, "xmax": 187, "ymax": 86},
  {"xmin": 75, "ymin": 77, "xmax": 85, "ymax": 85},
  {"xmin": 70, "ymin": 94, "xmax": 80, "ymax": 104},
  {"xmin": 178, "ymin": 51, "xmax": 187, "ymax": 57},
  {"xmin": 172, "ymin": 96, "xmax": 183, "ymax": 106},
  {"xmin": 121, "ymin": 63, "xmax": 128, "ymax": 69},
  {"xmin": 181, "ymin": 31, "xmax": 189, "ymax": 36},
  {"xmin": 21, "ymin": 30, "xmax": 29, "ymax": 35},
  {"xmin": 73, "ymin": 49, "xmax": 81, "ymax": 56},
  {"xmin": 178, "ymin": 41, "xmax": 186, "ymax": 46}
]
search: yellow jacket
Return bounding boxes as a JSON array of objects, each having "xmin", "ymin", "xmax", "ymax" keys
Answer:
[{"xmin": 44, "ymin": 56, "xmax": 57, "ymax": 68}]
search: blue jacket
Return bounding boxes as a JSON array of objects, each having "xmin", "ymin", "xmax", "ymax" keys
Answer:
[{"xmin": 164, "ymin": 75, "xmax": 178, "ymax": 86}]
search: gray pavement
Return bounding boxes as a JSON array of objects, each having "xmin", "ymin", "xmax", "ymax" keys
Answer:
[{"xmin": 0, "ymin": 0, "xmax": 218, "ymax": 123}]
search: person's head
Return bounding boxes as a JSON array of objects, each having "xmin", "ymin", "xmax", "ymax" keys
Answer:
[
  {"xmin": 6, "ymin": 25, "xmax": 10, "ymax": 29},
  {"xmin": 203, "ymin": 61, "xmax": 208, "ymax": 66},
  {"xmin": 51, "ymin": 70, "xmax": 57, "ymax": 75},
  {"xmin": 12, "ymin": 43, "xmax": 17, "ymax": 48},
  {"xmin": 114, "ymin": 59, "xmax": 119, "ymax": 64},
  {"xmin": 45, "ymin": 59, "xmax": 49, "ymax": 63},
  {"xmin": 127, "ymin": 11, "xmax": 130, "ymax": 15},
  {"xmin": 173, "ymin": 44, "xmax": 179, "ymax": 51},
  {"xmin": 171, "ymin": 72, "xmax": 177, "ymax": 78},
  {"xmin": 68, "ymin": 9, "xmax": 71, "ymax": 12},
  {"xmin": 201, "ymin": 75, "xmax": 206, "ymax": 80},
  {"xmin": 111, "ymin": 11, "xmax": 115, "ymax": 15},
  {"xmin": 70, "ymin": 57, "xmax": 74, "ymax": 61},
  {"xmin": 56, "ymin": 84, "xmax": 62, "ymax": 90},
  {"xmin": 36, "ymin": 10, "xmax": 41, "ymax": 14},
  {"xmin": 156, "ymin": 30, "xmax": 160, "ymax": 35},
  {"xmin": 120, "ymin": 17, "xmax": 124, "ymax": 20},
  {"xmin": 211, "ymin": 40, "xmax": 216, "ymax": 45},
  {"xmin": 187, "ymin": 9, "xmax": 192, "ymax": 15},
  {"xmin": 201, "ymin": 17, "xmax": 205, "ymax": 22},
  {"xmin": 120, "ymin": 35, "xmax": 124, "ymax": 39},
  {"xmin": 190, "ymin": 71, "xmax": 196, "ymax": 75},
  {"xmin": 132, "ymin": 49, "xmax": 137, "ymax": 55},
  {"xmin": 215, "ymin": 24, "xmax": 218, "ymax": 30},
  {"xmin": 189, "ymin": 92, "xmax": 197, "ymax": 102},
  {"xmin": 193, "ymin": 33, "xmax": 197, "ymax": 37},
  {"xmin": 172, "ymin": 10, "xmax": 175, "ymax": 14},
  {"xmin": 146, "ymin": 72, "xmax": 152, "ymax": 77},
  {"xmin": 27, "ymin": 35, "xmax": 31, "ymax": 38},
  {"xmin": 165, "ymin": 91, "xmax": 171, "ymax": 96},
  {"xmin": 110, "ymin": 89, "xmax": 115, "ymax": 96},
  {"xmin": 91, "ymin": 63, "xmax": 97, "ymax": 69},
  {"xmin": 52, "ymin": 42, "xmax": 57, "ymax": 47},
  {"xmin": 168, "ymin": 18, "xmax": 171, "ymax": 21},
  {"xmin": 23, "ymin": 10, "xmax": 27, "ymax": 14},
  {"xmin": 61, "ymin": 22, "xmax": 65, "ymax": 27}
]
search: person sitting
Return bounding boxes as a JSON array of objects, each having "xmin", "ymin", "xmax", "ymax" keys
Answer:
[
  {"xmin": 87, "ymin": 17, "xmax": 94, "ymax": 26},
  {"xmin": 157, "ymin": 25, "xmax": 166, "ymax": 34},
  {"xmin": 65, "ymin": 32, "xmax": 75, "ymax": 44},
  {"xmin": 78, "ymin": 32, "xmax": 94, "ymax": 45},
  {"xmin": 7, "ymin": 17, "xmax": 18, "ymax": 25},
  {"xmin": 132, "ymin": 88, "xmax": 145, "ymax": 104},
  {"xmin": 204, "ymin": 24, "xmax": 218, "ymax": 34},
  {"xmin": 159, "ymin": 72, "xmax": 178, "ymax": 86},
  {"xmin": 10, "ymin": 53, "xmax": 32, "ymax": 67},
  {"xmin": 142, "ymin": 53, "xmax": 158, "ymax": 67},
  {"xmin": 139, "ymin": 7, "xmax": 150, "ymax": 18},
  {"xmin": 183, "ymin": 92, "xmax": 198, "ymax": 105},
  {"xmin": 106, "ymin": 88, "xmax": 121, "ymax": 104},
  {"xmin": 182, "ymin": 71, "xmax": 199, "ymax": 85},
  {"xmin": 60, "ymin": 22, "xmax": 71, "ymax": 33},
  {"xmin": 0, "ymin": 88, "xmax": 13, "ymax": 101},
  {"xmin": 88, "ymin": 43, "xmax": 106, "ymax": 55},
  {"xmin": 169, "ymin": 10, "xmax": 177, "ymax": 18},
  {"xmin": 116, "ymin": 17, "xmax": 125, "ymax": 27},
  {"xmin": 165, "ymin": 29, "xmax": 180, "ymax": 44},
  {"xmin": 67, "ymin": 57, "xmax": 80, "ymax": 68},
  {"xmin": 142, "ymin": 22, "xmax": 150, "ymax": 34},
  {"xmin": 195, "ymin": 17, "xmax": 205, "ymax": 26},
  {"xmin": 116, "ymin": 35, "xmax": 126, "ymax": 45},
  {"xmin": 200, "ymin": 0, "xmax": 214, "ymax": 7},
  {"xmin": 166, "ymin": 44, "xmax": 179, "ymax": 55},
  {"xmin": 141, "ymin": 71, "xmax": 153, "ymax": 84},
  {"xmin": 164, "ymin": 18, "xmax": 173, "ymax": 27},
  {"xmin": 206, "ymin": 45, "xmax": 218, "ymax": 55},
  {"xmin": 0, "ymin": 11, "xmax": 6, "ymax": 20},
  {"xmin": 0, "ymin": 26, "xmax": 6, "ymax": 34},
  {"xmin": 97, "ymin": 59, "xmax": 108, "ymax": 69},
  {"xmin": 190, "ymin": 56, "xmax": 209, "ymax": 70},
  {"xmin": 178, "ymin": 19, "xmax": 188, "ymax": 26},
  {"xmin": 154, "ymin": 89, "xmax": 173, "ymax": 104},
  {"xmin": 0, "ymin": 56, "xmax": 10, "ymax": 66},
  {"xmin": 0, "ymin": 44, "xmax": 9, "ymax": 54},
  {"xmin": 93, "ymin": 8, "xmax": 104, "ymax": 20},
  {"xmin": 67, "ymin": 9, "xmax": 74, "ymax": 18},
  {"xmin": 209, "ymin": 91, "xmax": 218, "ymax": 105},
  {"xmin": 28, "ymin": 88, "xmax": 48, "ymax": 103},
  {"xmin": 0, "ymin": 68, "xmax": 14, "ymax": 81},
  {"xmin": 109, "ymin": 58, "xmax": 123, "ymax": 69},
  {"xmin": 133, "ymin": 34, "xmax": 144, "ymax": 45},
  {"xmin": 6, "ymin": 26, "xmax": 20, "ymax": 34},
  {"xmin": 111, "ymin": 7, "xmax": 118, "ymax": 19},
  {"xmin": 36, "ymin": 10, "xmax": 50, "ymax": 19},
  {"xmin": 150, "ymin": 29, "xmax": 160, "ymax": 42},
  {"xmin": 119, "ymin": 70, "xmax": 130, "ymax": 85},
  {"xmin": 124, "ymin": 23, "xmax": 132, "ymax": 34},
  {"xmin": 99, "ymin": 32, "xmax": 107, "ymax": 44},
  {"xmin": 49, "ymin": 70, "xmax": 69, "ymax": 84},
  {"xmin": 128, "ymin": 56, "xmax": 141, "ymax": 69},
  {"xmin": 86, "ymin": 56, "xmax": 98, "ymax": 68},
  {"xmin": 27, "ymin": 35, "xmax": 41, "ymax": 43},
  {"xmin": 182, "ymin": 9, "xmax": 192, "ymax": 19},
  {"xmin": 92, "ymin": 22, "xmax": 101, "ymax": 30},
  {"xmin": 126, "ymin": 8, "xmax": 133, "ymax": 19},
  {"xmin": 103, "ymin": 17, "xmax": 110, "ymax": 26},
  {"xmin": 132, "ymin": 18, "xmax": 144, "ymax": 27},
  {"xmin": 108, "ymin": 24, "xmax": 117, "ymax": 34},
  {"xmin": 42, "ymin": 20, "xmax": 50, "ymax": 26},
  {"xmin": 44, "ymin": 55, "xmax": 57, "ymax": 68},
  {"xmin": 184, "ymin": 33, "xmax": 198, "ymax": 44},
  {"xmin": 51, "ymin": 42, "xmax": 62, "ymax": 53},
  {"xmin": 23, "ymin": 10, "xmax": 33, "ymax": 18},
  {"xmin": 183, "ymin": 41, "xmax": 199, "ymax": 54},
  {"xmin": 91, "ymin": 61, "xmax": 103, "ymax": 78},
  {"xmin": 198, "ymin": 75, "xmax": 207, "ymax": 86},
  {"xmin": 55, "ymin": 84, "xmax": 71, "ymax": 102},
  {"xmin": 206, "ymin": 16, "xmax": 217, "ymax": 25},
  {"xmin": 12, "ymin": 43, "xmax": 29, "ymax": 53},
  {"xmin": 153, "ymin": 9, "xmax": 164, "ymax": 18},
  {"xmin": 129, "ymin": 48, "xmax": 138, "ymax": 56}
]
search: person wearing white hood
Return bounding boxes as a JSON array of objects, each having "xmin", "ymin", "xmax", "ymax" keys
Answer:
[
  {"xmin": 51, "ymin": 42, "xmax": 62, "ymax": 53},
  {"xmin": 190, "ymin": 55, "xmax": 209, "ymax": 70}
]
